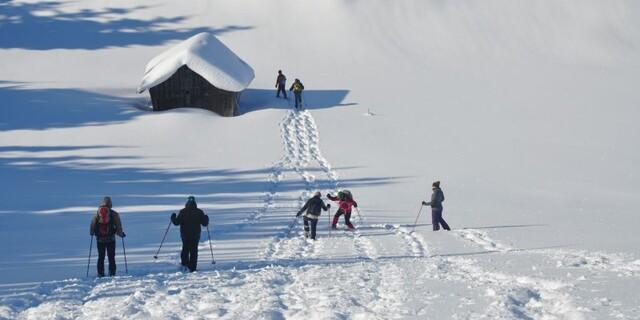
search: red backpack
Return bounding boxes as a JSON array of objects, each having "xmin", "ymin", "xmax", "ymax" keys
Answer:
[{"xmin": 96, "ymin": 207, "xmax": 116, "ymax": 237}]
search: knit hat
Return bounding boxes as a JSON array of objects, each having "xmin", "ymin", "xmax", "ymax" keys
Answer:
[
  {"xmin": 432, "ymin": 181, "xmax": 441, "ymax": 188},
  {"xmin": 314, "ymin": 191, "xmax": 322, "ymax": 197},
  {"xmin": 101, "ymin": 196, "xmax": 112, "ymax": 208}
]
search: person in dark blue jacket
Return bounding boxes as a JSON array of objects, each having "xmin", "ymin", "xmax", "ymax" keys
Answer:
[
  {"xmin": 171, "ymin": 196, "xmax": 209, "ymax": 271},
  {"xmin": 422, "ymin": 181, "xmax": 450, "ymax": 231},
  {"xmin": 296, "ymin": 191, "xmax": 330, "ymax": 240}
]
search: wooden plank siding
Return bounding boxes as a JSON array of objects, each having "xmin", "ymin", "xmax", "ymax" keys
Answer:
[{"xmin": 149, "ymin": 65, "xmax": 239, "ymax": 116}]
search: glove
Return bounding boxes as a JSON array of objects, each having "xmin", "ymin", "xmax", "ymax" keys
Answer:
[
  {"xmin": 326, "ymin": 193, "xmax": 332, "ymax": 198},
  {"xmin": 327, "ymin": 204, "xmax": 331, "ymax": 208},
  {"xmin": 120, "ymin": 232, "xmax": 126, "ymax": 238},
  {"xmin": 422, "ymin": 201, "xmax": 427, "ymax": 206},
  {"xmin": 171, "ymin": 213, "xmax": 177, "ymax": 220},
  {"xmin": 353, "ymin": 203, "xmax": 358, "ymax": 208}
]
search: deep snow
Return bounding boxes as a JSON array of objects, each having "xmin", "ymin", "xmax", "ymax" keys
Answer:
[
  {"xmin": 1, "ymin": 0, "xmax": 639, "ymax": 319},
  {"xmin": 137, "ymin": 32, "xmax": 254, "ymax": 94}
]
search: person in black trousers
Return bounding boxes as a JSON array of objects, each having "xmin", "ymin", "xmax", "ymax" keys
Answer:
[
  {"xmin": 171, "ymin": 196, "xmax": 209, "ymax": 272},
  {"xmin": 275, "ymin": 70, "xmax": 287, "ymax": 99},
  {"xmin": 422, "ymin": 181, "xmax": 451, "ymax": 231},
  {"xmin": 90, "ymin": 196, "xmax": 125, "ymax": 277},
  {"xmin": 296, "ymin": 191, "xmax": 330, "ymax": 240}
]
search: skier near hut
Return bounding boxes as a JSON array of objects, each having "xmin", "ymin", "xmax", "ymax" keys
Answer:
[
  {"xmin": 328, "ymin": 190, "xmax": 358, "ymax": 230},
  {"xmin": 422, "ymin": 181, "xmax": 451, "ymax": 231},
  {"xmin": 296, "ymin": 191, "xmax": 331, "ymax": 240},
  {"xmin": 289, "ymin": 78, "xmax": 305, "ymax": 110},
  {"xmin": 171, "ymin": 196, "xmax": 209, "ymax": 272},
  {"xmin": 275, "ymin": 70, "xmax": 287, "ymax": 99},
  {"xmin": 90, "ymin": 196, "xmax": 125, "ymax": 277}
]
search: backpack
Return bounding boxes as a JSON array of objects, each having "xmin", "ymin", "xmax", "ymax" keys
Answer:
[
  {"xmin": 96, "ymin": 207, "xmax": 116, "ymax": 237},
  {"xmin": 340, "ymin": 190, "xmax": 353, "ymax": 201},
  {"xmin": 293, "ymin": 82, "xmax": 303, "ymax": 92}
]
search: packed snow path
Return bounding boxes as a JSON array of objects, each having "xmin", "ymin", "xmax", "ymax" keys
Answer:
[{"xmin": 2, "ymin": 110, "xmax": 639, "ymax": 319}]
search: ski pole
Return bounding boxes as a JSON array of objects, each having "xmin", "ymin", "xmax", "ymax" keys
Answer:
[
  {"xmin": 328, "ymin": 209, "xmax": 332, "ymax": 236},
  {"xmin": 206, "ymin": 225, "xmax": 216, "ymax": 264},
  {"xmin": 154, "ymin": 219, "xmax": 172, "ymax": 259},
  {"xmin": 284, "ymin": 215, "xmax": 298, "ymax": 238},
  {"xmin": 121, "ymin": 236, "xmax": 128, "ymax": 274},
  {"xmin": 86, "ymin": 235, "xmax": 93, "ymax": 277},
  {"xmin": 411, "ymin": 204, "xmax": 424, "ymax": 233},
  {"xmin": 355, "ymin": 207, "xmax": 364, "ymax": 224}
]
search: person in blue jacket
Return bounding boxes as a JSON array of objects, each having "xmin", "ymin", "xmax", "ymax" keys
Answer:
[{"xmin": 422, "ymin": 181, "xmax": 451, "ymax": 231}]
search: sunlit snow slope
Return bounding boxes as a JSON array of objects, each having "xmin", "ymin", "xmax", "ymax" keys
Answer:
[{"xmin": 1, "ymin": 0, "xmax": 639, "ymax": 319}]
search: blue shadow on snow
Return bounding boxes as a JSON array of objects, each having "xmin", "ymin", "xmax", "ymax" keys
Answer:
[
  {"xmin": 0, "ymin": 0, "xmax": 253, "ymax": 50},
  {"xmin": 0, "ymin": 83, "xmax": 147, "ymax": 131},
  {"xmin": 239, "ymin": 88, "xmax": 357, "ymax": 114}
]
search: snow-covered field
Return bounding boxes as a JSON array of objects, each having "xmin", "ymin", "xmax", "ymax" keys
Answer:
[{"xmin": 1, "ymin": 0, "xmax": 639, "ymax": 319}]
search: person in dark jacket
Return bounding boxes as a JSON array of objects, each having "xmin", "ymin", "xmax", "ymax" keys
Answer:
[
  {"xmin": 328, "ymin": 191, "xmax": 358, "ymax": 230},
  {"xmin": 422, "ymin": 181, "xmax": 450, "ymax": 231},
  {"xmin": 275, "ymin": 70, "xmax": 287, "ymax": 99},
  {"xmin": 90, "ymin": 196, "xmax": 125, "ymax": 277},
  {"xmin": 171, "ymin": 196, "xmax": 209, "ymax": 272},
  {"xmin": 296, "ymin": 191, "xmax": 330, "ymax": 240},
  {"xmin": 289, "ymin": 78, "xmax": 305, "ymax": 110}
]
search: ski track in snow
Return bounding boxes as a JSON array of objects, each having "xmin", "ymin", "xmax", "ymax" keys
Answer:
[
  {"xmin": 361, "ymin": 222, "xmax": 584, "ymax": 318},
  {"xmin": 454, "ymin": 228, "xmax": 640, "ymax": 278},
  {"xmin": 446, "ymin": 227, "xmax": 640, "ymax": 318}
]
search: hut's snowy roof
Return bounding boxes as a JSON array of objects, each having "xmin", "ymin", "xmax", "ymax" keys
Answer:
[{"xmin": 137, "ymin": 32, "xmax": 254, "ymax": 94}]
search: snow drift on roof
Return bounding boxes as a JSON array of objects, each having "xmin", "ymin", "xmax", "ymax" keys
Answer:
[{"xmin": 137, "ymin": 32, "xmax": 254, "ymax": 94}]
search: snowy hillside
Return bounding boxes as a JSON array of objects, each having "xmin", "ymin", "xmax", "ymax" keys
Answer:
[{"xmin": 1, "ymin": 0, "xmax": 639, "ymax": 319}]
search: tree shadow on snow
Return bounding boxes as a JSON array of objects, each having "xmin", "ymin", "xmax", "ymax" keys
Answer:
[
  {"xmin": 0, "ymin": 1, "xmax": 253, "ymax": 50},
  {"xmin": 239, "ymin": 88, "xmax": 357, "ymax": 114},
  {"xmin": 0, "ymin": 83, "xmax": 148, "ymax": 131}
]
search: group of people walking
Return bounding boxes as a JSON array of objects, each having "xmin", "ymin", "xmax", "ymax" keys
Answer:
[
  {"xmin": 275, "ymin": 70, "xmax": 305, "ymax": 110},
  {"xmin": 294, "ymin": 181, "xmax": 449, "ymax": 241},
  {"xmin": 88, "ymin": 181, "xmax": 450, "ymax": 277},
  {"xmin": 89, "ymin": 196, "xmax": 209, "ymax": 277}
]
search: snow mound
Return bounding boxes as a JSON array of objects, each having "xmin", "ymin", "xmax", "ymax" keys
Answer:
[{"xmin": 137, "ymin": 32, "xmax": 254, "ymax": 94}]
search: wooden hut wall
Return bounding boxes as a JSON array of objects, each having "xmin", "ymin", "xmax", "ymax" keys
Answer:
[{"xmin": 149, "ymin": 65, "xmax": 238, "ymax": 116}]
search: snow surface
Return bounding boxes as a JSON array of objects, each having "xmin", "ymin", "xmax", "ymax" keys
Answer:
[
  {"xmin": 137, "ymin": 32, "xmax": 254, "ymax": 93},
  {"xmin": 1, "ymin": 0, "xmax": 640, "ymax": 319}
]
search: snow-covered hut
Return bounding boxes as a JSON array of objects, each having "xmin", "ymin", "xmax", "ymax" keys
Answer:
[{"xmin": 137, "ymin": 32, "xmax": 254, "ymax": 116}]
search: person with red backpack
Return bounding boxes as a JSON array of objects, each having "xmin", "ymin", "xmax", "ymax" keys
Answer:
[
  {"xmin": 90, "ymin": 196, "xmax": 125, "ymax": 277},
  {"xmin": 327, "ymin": 190, "xmax": 358, "ymax": 230},
  {"xmin": 171, "ymin": 196, "xmax": 209, "ymax": 272}
]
